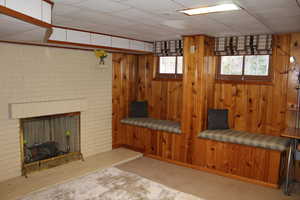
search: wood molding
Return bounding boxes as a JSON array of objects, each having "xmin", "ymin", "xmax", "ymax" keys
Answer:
[
  {"xmin": 0, "ymin": 40, "xmax": 153, "ymax": 55},
  {"xmin": 42, "ymin": 0, "xmax": 54, "ymax": 6},
  {"xmin": 0, "ymin": 40, "xmax": 94, "ymax": 52},
  {"xmin": 53, "ymin": 25, "xmax": 153, "ymax": 44},
  {"xmin": 48, "ymin": 39, "xmax": 152, "ymax": 54},
  {"xmin": 0, "ymin": 5, "xmax": 52, "ymax": 29},
  {"xmin": 146, "ymin": 154, "xmax": 279, "ymax": 189}
]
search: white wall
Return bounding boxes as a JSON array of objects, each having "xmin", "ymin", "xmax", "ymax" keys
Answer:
[{"xmin": 0, "ymin": 43, "xmax": 112, "ymax": 182}]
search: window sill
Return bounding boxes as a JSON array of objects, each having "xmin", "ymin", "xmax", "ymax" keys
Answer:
[
  {"xmin": 153, "ymin": 77, "xmax": 182, "ymax": 82},
  {"xmin": 215, "ymin": 79, "xmax": 273, "ymax": 85}
]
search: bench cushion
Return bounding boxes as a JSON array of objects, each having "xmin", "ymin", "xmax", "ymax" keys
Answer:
[
  {"xmin": 121, "ymin": 118, "xmax": 181, "ymax": 134},
  {"xmin": 198, "ymin": 129, "xmax": 290, "ymax": 151}
]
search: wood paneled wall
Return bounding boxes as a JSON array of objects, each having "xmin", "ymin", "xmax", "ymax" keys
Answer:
[
  {"xmin": 112, "ymin": 53, "xmax": 138, "ymax": 147},
  {"xmin": 112, "ymin": 53, "xmax": 183, "ymax": 147},
  {"xmin": 181, "ymin": 35, "xmax": 217, "ymax": 163},
  {"xmin": 213, "ymin": 35, "xmax": 290, "ymax": 136},
  {"xmin": 112, "ymin": 34, "xmax": 292, "ymax": 187},
  {"xmin": 136, "ymin": 55, "xmax": 183, "ymax": 122}
]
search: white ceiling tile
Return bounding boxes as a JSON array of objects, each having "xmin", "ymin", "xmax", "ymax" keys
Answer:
[
  {"xmin": 49, "ymin": 0, "xmax": 300, "ymax": 40},
  {"xmin": 173, "ymin": 0, "xmax": 233, "ymax": 8},
  {"xmin": 263, "ymin": 15, "xmax": 300, "ymax": 33},
  {"xmin": 251, "ymin": 6, "xmax": 300, "ymax": 19},
  {"xmin": 120, "ymin": 0, "xmax": 184, "ymax": 13},
  {"xmin": 61, "ymin": 10, "xmax": 138, "ymax": 27},
  {"xmin": 237, "ymin": 0, "xmax": 296, "ymax": 10},
  {"xmin": 53, "ymin": 3, "xmax": 82, "ymax": 16},
  {"xmin": 112, "ymin": 8, "xmax": 164, "ymax": 25},
  {"xmin": 75, "ymin": 0, "xmax": 131, "ymax": 13},
  {"xmin": 52, "ymin": 0, "xmax": 88, "ymax": 5}
]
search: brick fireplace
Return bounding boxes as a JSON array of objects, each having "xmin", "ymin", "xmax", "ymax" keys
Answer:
[
  {"xmin": 0, "ymin": 43, "xmax": 112, "ymax": 182},
  {"xmin": 10, "ymin": 98, "xmax": 87, "ymax": 176}
]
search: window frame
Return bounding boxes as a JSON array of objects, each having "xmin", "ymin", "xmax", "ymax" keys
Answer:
[
  {"xmin": 216, "ymin": 55, "xmax": 272, "ymax": 83},
  {"xmin": 155, "ymin": 56, "xmax": 183, "ymax": 80}
]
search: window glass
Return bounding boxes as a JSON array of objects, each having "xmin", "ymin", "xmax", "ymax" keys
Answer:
[
  {"xmin": 159, "ymin": 56, "xmax": 176, "ymax": 74},
  {"xmin": 177, "ymin": 56, "xmax": 183, "ymax": 74},
  {"xmin": 220, "ymin": 56, "xmax": 243, "ymax": 75},
  {"xmin": 244, "ymin": 55, "xmax": 269, "ymax": 76}
]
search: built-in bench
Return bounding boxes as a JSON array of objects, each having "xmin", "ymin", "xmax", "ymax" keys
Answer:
[
  {"xmin": 121, "ymin": 118, "xmax": 181, "ymax": 134},
  {"xmin": 194, "ymin": 129, "xmax": 291, "ymax": 188},
  {"xmin": 198, "ymin": 129, "xmax": 290, "ymax": 151}
]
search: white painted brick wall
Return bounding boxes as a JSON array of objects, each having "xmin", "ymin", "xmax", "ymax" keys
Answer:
[{"xmin": 0, "ymin": 43, "xmax": 112, "ymax": 182}]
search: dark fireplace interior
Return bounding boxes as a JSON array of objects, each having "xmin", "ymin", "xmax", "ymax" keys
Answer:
[{"xmin": 21, "ymin": 113, "xmax": 80, "ymax": 164}]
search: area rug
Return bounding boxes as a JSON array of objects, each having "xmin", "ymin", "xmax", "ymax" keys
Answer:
[{"xmin": 19, "ymin": 167, "xmax": 202, "ymax": 200}]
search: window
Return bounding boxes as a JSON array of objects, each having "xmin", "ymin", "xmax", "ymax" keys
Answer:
[
  {"xmin": 156, "ymin": 56, "xmax": 183, "ymax": 79},
  {"xmin": 217, "ymin": 55, "xmax": 271, "ymax": 82}
]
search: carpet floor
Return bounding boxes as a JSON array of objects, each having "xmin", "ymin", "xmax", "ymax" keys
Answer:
[
  {"xmin": 19, "ymin": 167, "xmax": 201, "ymax": 200},
  {"xmin": 117, "ymin": 157, "xmax": 300, "ymax": 200}
]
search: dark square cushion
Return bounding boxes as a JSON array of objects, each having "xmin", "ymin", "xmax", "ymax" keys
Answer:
[
  {"xmin": 207, "ymin": 109, "xmax": 229, "ymax": 130},
  {"xmin": 129, "ymin": 101, "xmax": 148, "ymax": 118}
]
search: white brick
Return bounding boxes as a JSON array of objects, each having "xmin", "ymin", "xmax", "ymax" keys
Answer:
[{"xmin": 0, "ymin": 42, "xmax": 112, "ymax": 182}]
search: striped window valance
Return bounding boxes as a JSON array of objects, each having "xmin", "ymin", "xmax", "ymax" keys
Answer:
[
  {"xmin": 154, "ymin": 40, "xmax": 183, "ymax": 56},
  {"xmin": 215, "ymin": 35, "xmax": 272, "ymax": 56}
]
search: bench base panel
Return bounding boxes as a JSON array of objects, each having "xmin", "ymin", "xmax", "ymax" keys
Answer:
[
  {"xmin": 114, "ymin": 124, "xmax": 284, "ymax": 188},
  {"xmin": 193, "ymin": 139, "xmax": 283, "ymax": 187}
]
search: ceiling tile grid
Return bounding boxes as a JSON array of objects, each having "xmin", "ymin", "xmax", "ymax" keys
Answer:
[{"xmin": 50, "ymin": 0, "xmax": 300, "ymax": 41}]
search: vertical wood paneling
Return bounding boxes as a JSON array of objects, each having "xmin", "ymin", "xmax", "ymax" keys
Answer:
[
  {"xmin": 112, "ymin": 35, "xmax": 289, "ymax": 187},
  {"xmin": 213, "ymin": 35, "xmax": 290, "ymax": 136},
  {"xmin": 137, "ymin": 54, "xmax": 183, "ymax": 122},
  {"xmin": 182, "ymin": 36, "xmax": 217, "ymax": 163},
  {"xmin": 112, "ymin": 53, "xmax": 138, "ymax": 147}
]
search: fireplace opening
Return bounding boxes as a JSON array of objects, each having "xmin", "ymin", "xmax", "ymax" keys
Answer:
[{"xmin": 20, "ymin": 112, "xmax": 83, "ymax": 176}]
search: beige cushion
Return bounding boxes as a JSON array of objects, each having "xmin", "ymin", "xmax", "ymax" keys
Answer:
[{"xmin": 198, "ymin": 129, "xmax": 290, "ymax": 151}]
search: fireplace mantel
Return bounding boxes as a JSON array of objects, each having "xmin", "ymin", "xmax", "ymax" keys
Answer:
[{"xmin": 10, "ymin": 98, "xmax": 87, "ymax": 119}]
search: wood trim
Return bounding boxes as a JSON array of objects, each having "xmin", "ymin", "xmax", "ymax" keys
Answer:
[
  {"xmin": 0, "ymin": 5, "xmax": 52, "ymax": 29},
  {"xmin": 215, "ymin": 79, "xmax": 274, "ymax": 85},
  {"xmin": 48, "ymin": 39, "xmax": 152, "ymax": 54},
  {"xmin": 0, "ymin": 40, "xmax": 153, "ymax": 55},
  {"xmin": 153, "ymin": 78, "xmax": 182, "ymax": 82},
  {"xmin": 42, "ymin": 0, "xmax": 54, "ymax": 6},
  {"xmin": 0, "ymin": 40, "xmax": 94, "ymax": 52},
  {"xmin": 52, "ymin": 25, "xmax": 153, "ymax": 44},
  {"xmin": 146, "ymin": 154, "xmax": 280, "ymax": 189}
]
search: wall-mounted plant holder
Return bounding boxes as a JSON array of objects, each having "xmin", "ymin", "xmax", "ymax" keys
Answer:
[{"xmin": 94, "ymin": 50, "xmax": 108, "ymax": 65}]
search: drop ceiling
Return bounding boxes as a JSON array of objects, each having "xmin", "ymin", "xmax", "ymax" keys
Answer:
[{"xmin": 51, "ymin": 0, "xmax": 300, "ymax": 41}]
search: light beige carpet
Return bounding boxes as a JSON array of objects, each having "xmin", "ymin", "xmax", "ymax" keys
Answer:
[
  {"xmin": 18, "ymin": 167, "xmax": 202, "ymax": 200},
  {"xmin": 117, "ymin": 157, "xmax": 300, "ymax": 200}
]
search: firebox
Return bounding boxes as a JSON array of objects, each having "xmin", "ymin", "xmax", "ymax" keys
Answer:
[{"xmin": 20, "ymin": 112, "xmax": 83, "ymax": 176}]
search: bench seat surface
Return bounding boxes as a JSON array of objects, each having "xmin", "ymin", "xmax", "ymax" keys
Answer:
[
  {"xmin": 121, "ymin": 118, "xmax": 181, "ymax": 134},
  {"xmin": 198, "ymin": 129, "xmax": 290, "ymax": 151}
]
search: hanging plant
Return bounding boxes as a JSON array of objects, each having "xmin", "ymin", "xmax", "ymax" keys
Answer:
[{"xmin": 94, "ymin": 50, "xmax": 108, "ymax": 65}]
